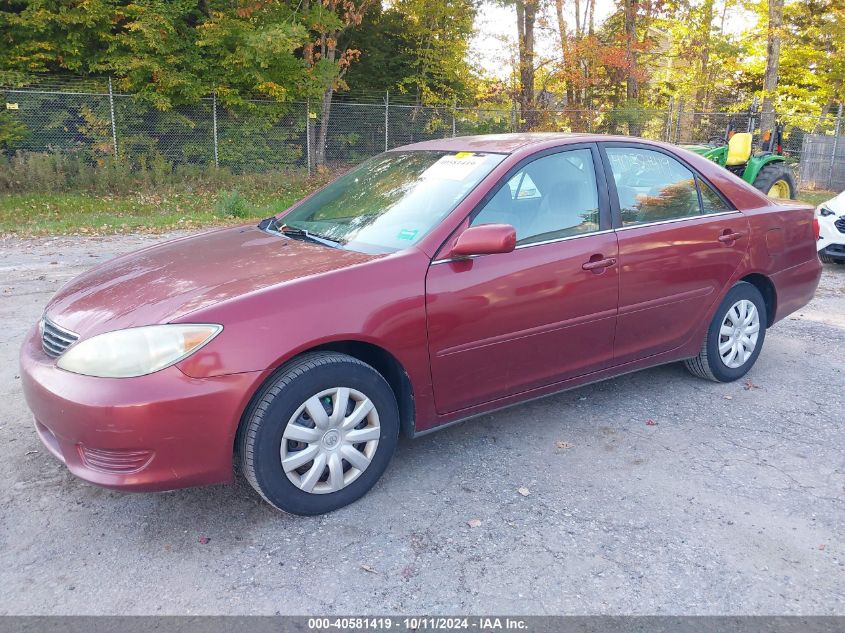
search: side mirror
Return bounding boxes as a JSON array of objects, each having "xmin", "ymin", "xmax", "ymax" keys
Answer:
[{"xmin": 451, "ymin": 224, "xmax": 517, "ymax": 258}]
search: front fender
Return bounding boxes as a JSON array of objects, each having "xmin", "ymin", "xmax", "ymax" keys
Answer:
[
  {"xmin": 171, "ymin": 248, "xmax": 433, "ymax": 390},
  {"xmin": 743, "ymin": 154, "xmax": 786, "ymax": 184}
]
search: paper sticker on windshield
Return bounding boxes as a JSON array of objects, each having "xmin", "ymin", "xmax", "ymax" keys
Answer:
[
  {"xmin": 423, "ymin": 153, "xmax": 485, "ymax": 181},
  {"xmin": 397, "ymin": 228, "xmax": 419, "ymax": 241}
]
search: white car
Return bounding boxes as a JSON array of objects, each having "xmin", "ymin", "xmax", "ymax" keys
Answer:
[{"xmin": 817, "ymin": 190, "xmax": 845, "ymax": 264}]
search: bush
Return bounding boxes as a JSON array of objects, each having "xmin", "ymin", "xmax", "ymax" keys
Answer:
[
  {"xmin": 0, "ymin": 152, "xmax": 136, "ymax": 192},
  {"xmin": 214, "ymin": 189, "xmax": 252, "ymax": 218},
  {"xmin": 0, "ymin": 150, "xmax": 289, "ymax": 193}
]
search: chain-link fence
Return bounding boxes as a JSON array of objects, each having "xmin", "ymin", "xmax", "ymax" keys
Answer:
[{"xmin": 2, "ymin": 81, "xmax": 844, "ymax": 190}]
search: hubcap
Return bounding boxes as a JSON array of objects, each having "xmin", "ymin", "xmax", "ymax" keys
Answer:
[
  {"xmin": 767, "ymin": 179, "xmax": 790, "ymax": 198},
  {"xmin": 280, "ymin": 387, "xmax": 380, "ymax": 494},
  {"xmin": 719, "ymin": 299, "xmax": 760, "ymax": 369}
]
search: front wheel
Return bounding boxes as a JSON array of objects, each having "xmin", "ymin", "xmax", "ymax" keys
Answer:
[
  {"xmin": 684, "ymin": 282, "xmax": 767, "ymax": 382},
  {"xmin": 238, "ymin": 352, "xmax": 399, "ymax": 515}
]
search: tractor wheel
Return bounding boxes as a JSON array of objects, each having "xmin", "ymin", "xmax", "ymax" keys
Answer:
[{"xmin": 753, "ymin": 164, "xmax": 796, "ymax": 199}]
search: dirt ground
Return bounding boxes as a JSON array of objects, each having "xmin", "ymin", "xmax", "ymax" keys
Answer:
[{"xmin": 1, "ymin": 232, "xmax": 843, "ymax": 615}]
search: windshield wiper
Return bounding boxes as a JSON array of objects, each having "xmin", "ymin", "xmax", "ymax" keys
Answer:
[
  {"xmin": 259, "ymin": 217, "xmax": 341, "ymax": 248},
  {"xmin": 257, "ymin": 216, "xmax": 278, "ymax": 231},
  {"xmin": 280, "ymin": 225, "xmax": 343, "ymax": 248}
]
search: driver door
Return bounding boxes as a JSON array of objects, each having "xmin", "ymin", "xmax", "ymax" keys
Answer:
[{"xmin": 425, "ymin": 145, "xmax": 619, "ymax": 414}]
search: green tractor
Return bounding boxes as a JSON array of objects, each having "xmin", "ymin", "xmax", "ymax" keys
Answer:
[{"xmin": 684, "ymin": 119, "xmax": 796, "ymax": 199}]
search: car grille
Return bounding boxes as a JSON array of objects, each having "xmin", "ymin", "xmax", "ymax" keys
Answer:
[
  {"xmin": 835, "ymin": 217, "xmax": 845, "ymax": 234},
  {"xmin": 41, "ymin": 318, "xmax": 79, "ymax": 358}
]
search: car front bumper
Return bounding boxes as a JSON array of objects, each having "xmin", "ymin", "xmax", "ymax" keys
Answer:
[
  {"xmin": 19, "ymin": 325, "xmax": 262, "ymax": 492},
  {"xmin": 820, "ymin": 243, "xmax": 845, "ymax": 259},
  {"xmin": 817, "ymin": 214, "xmax": 845, "ymax": 252}
]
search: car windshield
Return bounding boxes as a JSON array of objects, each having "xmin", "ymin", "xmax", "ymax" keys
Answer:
[{"xmin": 279, "ymin": 150, "xmax": 506, "ymax": 254}]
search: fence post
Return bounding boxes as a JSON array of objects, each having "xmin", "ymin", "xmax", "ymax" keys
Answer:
[
  {"xmin": 212, "ymin": 91, "xmax": 219, "ymax": 169},
  {"xmin": 452, "ymin": 98, "xmax": 457, "ymax": 138},
  {"xmin": 108, "ymin": 77, "xmax": 118, "ymax": 157},
  {"xmin": 306, "ymin": 99, "xmax": 312, "ymax": 177},
  {"xmin": 665, "ymin": 96, "xmax": 674, "ymax": 142},
  {"xmin": 829, "ymin": 104, "xmax": 843, "ymax": 190},
  {"xmin": 674, "ymin": 98, "xmax": 684, "ymax": 144},
  {"xmin": 384, "ymin": 91, "xmax": 389, "ymax": 151}
]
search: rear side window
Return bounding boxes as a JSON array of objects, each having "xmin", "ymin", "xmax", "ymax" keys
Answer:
[{"xmin": 606, "ymin": 147, "xmax": 700, "ymax": 226}]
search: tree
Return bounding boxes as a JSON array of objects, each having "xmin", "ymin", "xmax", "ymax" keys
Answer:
[
  {"xmin": 690, "ymin": 0, "xmax": 716, "ymax": 112},
  {"xmin": 0, "ymin": 0, "xmax": 115, "ymax": 79},
  {"xmin": 393, "ymin": 0, "xmax": 476, "ymax": 106},
  {"xmin": 105, "ymin": 0, "xmax": 211, "ymax": 108},
  {"xmin": 623, "ymin": 0, "xmax": 639, "ymax": 116},
  {"xmin": 301, "ymin": 0, "xmax": 373, "ymax": 169},
  {"xmin": 197, "ymin": 2, "xmax": 308, "ymax": 107},
  {"xmin": 342, "ymin": 5, "xmax": 416, "ymax": 97},
  {"xmin": 775, "ymin": 0, "xmax": 845, "ymax": 124},
  {"xmin": 343, "ymin": 0, "xmax": 476, "ymax": 105},
  {"xmin": 760, "ymin": 0, "xmax": 784, "ymax": 131},
  {"xmin": 554, "ymin": 0, "xmax": 597, "ymax": 109},
  {"xmin": 0, "ymin": 0, "xmax": 312, "ymax": 109},
  {"xmin": 514, "ymin": 0, "xmax": 538, "ymax": 129}
]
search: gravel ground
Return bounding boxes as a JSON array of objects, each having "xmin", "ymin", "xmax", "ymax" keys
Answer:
[{"xmin": 0, "ymin": 232, "xmax": 843, "ymax": 616}]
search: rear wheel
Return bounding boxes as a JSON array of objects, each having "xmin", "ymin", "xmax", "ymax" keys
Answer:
[
  {"xmin": 685, "ymin": 282, "xmax": 767, "ymax": 382},
  {"xmin": 238, "ymin": 352, "xmax": 399, "ymax": 515},
  {"xmin": 754, "ymin": 163, "xmax": 796, "ymax": 199}
]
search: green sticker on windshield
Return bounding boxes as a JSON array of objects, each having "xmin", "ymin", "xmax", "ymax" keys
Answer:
[{"xmin": 397, "ymin": 229, "xmax": 418, "ymax": 241}]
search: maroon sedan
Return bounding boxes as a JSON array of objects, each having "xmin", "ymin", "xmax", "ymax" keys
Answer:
[{"xmin": 20, "ymin": 134, "xmax": 821, "ymax": 514}]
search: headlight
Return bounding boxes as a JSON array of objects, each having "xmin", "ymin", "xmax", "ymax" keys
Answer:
[
  {"xmin": 819, "ymin": 206, "xmax": 835, "ymax": 217},
  {"xmin": 56, "ymin": 324, "xmax": 222, "ymax": 378}
]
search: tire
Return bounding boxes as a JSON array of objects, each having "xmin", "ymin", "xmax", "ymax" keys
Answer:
[
  {"xmin": 684, "ymin": 281, "xmax": 767, "ymax": 382},
  {"xmin": 753, "ymin": 163, "xmax": 796, "ymax": 199},
  {"xmin": 819, "ymin": 251, "xmax": 845, "ymax": 265},
  {"xmin": 238, "ymin": 351, "xmax": 399, "ymax": 515}
]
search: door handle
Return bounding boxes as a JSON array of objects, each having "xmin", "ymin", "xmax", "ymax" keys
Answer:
[
  {"xmin": 582, "ymin": 257, "xmax": 617, "ymax": 271},
  {"xmin": 718, "ymin": 231, "xmax": 744, "ymax": 244}
]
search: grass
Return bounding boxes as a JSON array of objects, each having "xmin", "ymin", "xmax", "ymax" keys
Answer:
[
  {"xmin": 0, "ymin": 176, "xmax": 837, "ymax": 237},
  {"xmin": 796, "ymin": 190, "xmax": 837, "ymax": 208},
  {"xmin": 0, "ymin": 170, "xmax": 333, "ymax": 236}
]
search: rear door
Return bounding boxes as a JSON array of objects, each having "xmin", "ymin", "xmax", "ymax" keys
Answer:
[
  {"xmin": 425, "ymin": 144, "xmax": 619, "ymax": 414},
  {"xmin": 600, "ymin": 143, "xmax": 749, "ymax": 365}
]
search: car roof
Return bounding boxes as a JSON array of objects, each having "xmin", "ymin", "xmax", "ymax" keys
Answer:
[
  {"xmin": 392, "ymin": 132, "xmax": 774, "ymax": 211},
  {"xmin": 393, "ymin": 132, "xmax": 594, "ymax": 154}
]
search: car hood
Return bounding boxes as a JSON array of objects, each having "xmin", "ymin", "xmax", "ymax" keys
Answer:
[
  {"xmin": 45, "ymin": 226, "xmax": 377, "ymax": 337},
  {"xmin": 820, "ymin": 191, "xmax": 845, "ymax": 216}
]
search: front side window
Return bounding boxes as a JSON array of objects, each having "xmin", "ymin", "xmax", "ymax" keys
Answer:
[
  {"xmin": 281, "ymin": 151, "xmax": 505, "ymax": 254},
  {"xmin": 606, "ymin": 147, "xmax": 700, "ymax": 226},
  {"xmin": 471, "ymin": 148, "xmax": 600, "ymax": 245}
]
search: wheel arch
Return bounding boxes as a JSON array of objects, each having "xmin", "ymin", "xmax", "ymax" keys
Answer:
[
  {"xmin": 311, "ymin": 340, "xmax": 415, "ymax": 438},
  {"xmin": 739, "ymin": 273, "xmax": 777, "ymax": 327},
  {"xmin": 744, "ymin": 154, "xmax": 786, "ymax": 185},
  {"xmin": 234, "ymin": 339, "xmax": 417, "ymax": 457}
]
